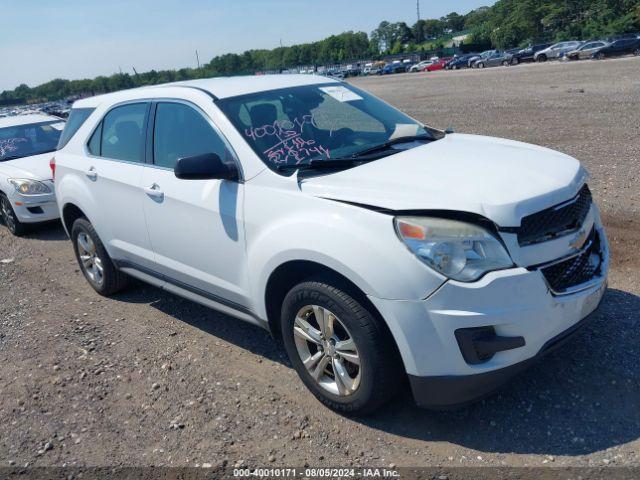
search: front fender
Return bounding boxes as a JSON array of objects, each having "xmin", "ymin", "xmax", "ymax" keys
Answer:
[{"xmin": 245, "ymin": 190, "xmax": 445, "ymax": 319}]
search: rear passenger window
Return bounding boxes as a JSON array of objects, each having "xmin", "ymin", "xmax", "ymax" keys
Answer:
[
  {"xmin": 153, "ymin": 102, "xmax": 233, "ymax": 169},
  {"xmin": 100, "ymin": 103, "xmax": 148, "ymax": 163},
  {"xmin": 57, "ymin": 108, "xmax": 95, "ymax": 149}
]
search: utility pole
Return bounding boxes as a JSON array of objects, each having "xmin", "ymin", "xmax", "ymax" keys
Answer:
[
  {"xmin": 195, "ymin": 50, "xmax": 200, "ymax": 69},
  {"xmin": 416, "ymin": 0, "xmax": 420, "ymax": 22}
]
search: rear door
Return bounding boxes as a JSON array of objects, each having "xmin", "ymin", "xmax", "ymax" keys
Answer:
[
  {"xmin": 83, "ymin": 102, "xmax": 155, "ymax": 269},
  {"xmin": 140, "ymin": 100, "xmax": 249, "ymax": 306}
]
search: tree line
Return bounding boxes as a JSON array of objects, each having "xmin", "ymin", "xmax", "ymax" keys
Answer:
[{"xmin": 2, "ymin": 0, "xmax": 639, "ymax": 106}]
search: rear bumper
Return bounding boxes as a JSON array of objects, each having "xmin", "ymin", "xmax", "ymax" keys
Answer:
[{"xmin": 408, "ymin": 298, "xmax": 603, "ymax": 409}]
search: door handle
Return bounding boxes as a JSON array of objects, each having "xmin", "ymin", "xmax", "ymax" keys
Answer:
[
  {"xmin": 85, "ymin": 167, "xmax": 97, "ymax": 181},
  {"xmin": 143, "ymin": 184, "xmax": 164, "ymax": 200}
]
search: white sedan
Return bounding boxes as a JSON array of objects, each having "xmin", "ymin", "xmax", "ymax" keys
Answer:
[{"xmin": 0, "ymin": 114, "xmax": 65, "ymax": 235}]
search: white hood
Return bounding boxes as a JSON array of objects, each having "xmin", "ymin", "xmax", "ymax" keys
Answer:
[
  {"xmin": 300, "ymin": 133, "xmax": 587, "ymax": 227},
  {"xmin": 0, "ymin": 152, "xmax": 54, "ymax": 181}
]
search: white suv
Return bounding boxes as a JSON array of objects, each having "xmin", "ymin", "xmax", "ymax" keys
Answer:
[
  {"xmin": 0, "ymin": 114, "xmax": 65, "ymax": 235},
  {"xmin": 54, "ymin": 75, "xmax": 608, "ymax": 414}
]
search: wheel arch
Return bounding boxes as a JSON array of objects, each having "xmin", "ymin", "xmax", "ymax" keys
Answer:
[
  {"xmin": 61, "ymin": 202, "xmax": 89, "ymax": 236},
  {"xmin": 264, "ymin": 259, "xmax": 407, "ymax": 381}
]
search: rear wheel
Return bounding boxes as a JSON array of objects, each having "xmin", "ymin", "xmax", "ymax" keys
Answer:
[
  {"xmin": 537, "ymin": 54, "xmax": 547, "ymax": 62},
  {"xmin": 0, "ymin": 193, "xmax": 28, "ymax": 236},
  {"xmin": 71, "ymin": 218, "xmax": 129, "ymax": 295},
  {"xmin": 634, "ymin": 48, "xmax": 640, "ymax": 56},
  {"xmin": 597, "ymin": 52, "xmax": 606, "ymax": 60},
  {"xmin": 281, "ymin": 279, "xmax": 401, "ymax": 415},
  {"xmin": 511, "ymin": 57, "xmax": 520, "ymax": 65},
  {"xmin": 502, "ymin": 60, "xmax": 510, "ymax": 67},
  {"xmin": 477, "ymin": 62, "xmax": 485, "ymax": 69}
]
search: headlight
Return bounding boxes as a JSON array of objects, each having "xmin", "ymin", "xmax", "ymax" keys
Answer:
[
  {"xmin": 394, "ymin": 216, "xmax": 513, "ymax": 282},
  {"xmin": 8, "ymin": 178, "xmax": 52, "ymax": 195}
]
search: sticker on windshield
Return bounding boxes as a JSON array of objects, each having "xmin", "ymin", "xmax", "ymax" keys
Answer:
[
  {"xmin": 390, "ymin": 124, "xmax": 420, "ymax": 140},
  {"xmin": 319, "ymin": 86, "xmax": 363, "ymax": 102},
  {"xmin": 49, "ymin": 122, "xmax": 66, "ymax": 131}
]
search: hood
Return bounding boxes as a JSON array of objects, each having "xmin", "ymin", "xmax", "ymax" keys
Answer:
[
  {"xmin": 0, "ymin": 152, "xmax": 54, "ymax": 181},
  {"xmin": 300, "ymin": 133, "xmax": 587, "ymax": 227}
]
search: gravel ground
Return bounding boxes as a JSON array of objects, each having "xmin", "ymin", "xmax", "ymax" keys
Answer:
[{"xmin": 1, "ymin": 57, "xmax": 639, "ymax": 470}]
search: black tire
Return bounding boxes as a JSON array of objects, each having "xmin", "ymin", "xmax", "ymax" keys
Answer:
[
  {"xmin": 478, "ymin": 62, "xmax": 485, "ymax": 69},
  {"xmin": 281, "ymin": 279, "xmax": 402, "ymax": 415},
  {"xmin": 511, "ymin": 57, "xmax": 520, "ymax": 65},
  {"xmin": 0, "ymin": 193, "xmax": 28, "ymax": 236},
  {"xmin": 71, "ymin": 218, "xmax": 128, "ymax": 296},
  {"xmin": 634, "ymin": 49, "xmax": 640, "ymax": 56},
  {"xmin": 502, "ymin": 60, "xmax": 510, "ymax": 67},
  {"xmin": 597, "ymin": 52, "xmax": 606, "ymax": 60},
  {"xmin": 537, "ymin": 54, "xmax": 547, "ymax": 62}
]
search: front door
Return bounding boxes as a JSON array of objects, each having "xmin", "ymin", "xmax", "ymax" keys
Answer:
[{"xmin": 141, "ymin": 101, "xmax": 249, "ymax": 307}]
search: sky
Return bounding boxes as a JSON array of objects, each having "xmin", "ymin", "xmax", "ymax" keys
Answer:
[{"xmin": 0, "ymin": 0, "xmax": 492, "ymax": 92}]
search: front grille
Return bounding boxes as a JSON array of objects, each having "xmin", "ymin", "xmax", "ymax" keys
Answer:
[
  {"xmin": 518, "ymin": 184, "xmax": 592, "ymax": 246},
  {"xmin": 541, "ymin": 228, "xmax": 603, "ymax": 294}
]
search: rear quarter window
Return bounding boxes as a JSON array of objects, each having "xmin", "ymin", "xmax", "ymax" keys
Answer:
[{"xmin": 57, "ymin": 108, "xmax": 95, "ymax": 149}]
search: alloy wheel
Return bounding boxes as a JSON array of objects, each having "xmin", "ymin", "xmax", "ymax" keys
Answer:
[
  {"xmin": 293, "ymin": 305, "xmax": 361, "ymax": 397},
  {"xmin": 1, "ymin": 196, "xmax": 16, "ymax": 232},
  {"xmin": 77, "ymin": 232, "xmax": 104, "ymax": 286}
]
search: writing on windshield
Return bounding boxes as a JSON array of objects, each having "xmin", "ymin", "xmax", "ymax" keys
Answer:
[
  {"xmin": 0, "ymin": 138, "xmax": 27, "ymax": 159},
  {"xmin": 244, "ymin": 114, "xmax": 331, "ymax": 165}
]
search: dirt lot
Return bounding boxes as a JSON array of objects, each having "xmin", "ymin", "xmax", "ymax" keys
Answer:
[{"xmin": 1, "ymin": 57, "xmax": 639, "ymax": 470}]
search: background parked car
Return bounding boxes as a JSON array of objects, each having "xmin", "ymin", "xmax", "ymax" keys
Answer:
[
  {"xmin": 425, "ymin": 57, "xmax": 452, "ymax": 72},
  {"xmin": 468, "ymin": 50, "xmax": 498, "ymax": 67},
  {"xmin": 446, "ymin": 54, "xmax": 477, "ymax": 70},
  {"xmin": 409, "ymin": 60, "xmax": 433, "ymax": 72},
  {"xmin": 382, "ymin": 61, "xmax": 408, "ymax": 74},
  {"xmin": 510, "ymin": 43, "xmax": 552, "ymax": 64},
  {"xmin": 591, "ymin": 38, "xmax": 640, "ymax": 59},
  {"xmin": 473, "ymin": 51, "xmax": 514, "ymax": 68},
  {"xmin": 565, "ymin": 40, "xmax": 610, "ymax": 60},
  {"xmin": 534, "ymin": 41, "xmax": 584, "ymax": 62}
]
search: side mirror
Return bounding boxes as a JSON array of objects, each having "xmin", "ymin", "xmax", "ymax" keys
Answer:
[{"xmin": 174, "ymin": 153, "xmax": 239, "ymax": 181}]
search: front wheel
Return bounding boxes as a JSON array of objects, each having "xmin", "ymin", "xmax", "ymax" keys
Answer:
[
  {"xmin": 0, "ymin": 194, "xmax": 28, "ymax": 236},
  {"xmin": 71, "ymin": 218, "xmax": 129, "ymax": 295},
  {"xmin": 477, "ymin": 62, "xmax": 485, "ymax": 69},
  {"xmin": 537, "ymin": 54, "xmax": 547, "ymax": 62},
  {"xmin": 281, "ymin": 280, "xmax": 402, "ymax": 415}
]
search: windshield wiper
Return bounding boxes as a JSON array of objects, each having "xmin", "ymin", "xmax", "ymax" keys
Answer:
[{"xmin": 348, "ymin": 134, "xmax": 433, "ymax": 158}]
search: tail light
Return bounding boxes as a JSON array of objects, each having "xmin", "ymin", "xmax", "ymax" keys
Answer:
[{"xmin": 50, "ymin": 157, "xmax": 56, "ymax": 181}]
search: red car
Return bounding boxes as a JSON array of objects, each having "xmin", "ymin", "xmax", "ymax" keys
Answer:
[{"xmin": 424, "ymin": 57, "xmax": 453, "ymax": 72}]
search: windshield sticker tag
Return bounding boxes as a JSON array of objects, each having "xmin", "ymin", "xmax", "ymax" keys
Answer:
[
  {"xmin": 320, "ymin": 86, "xmax": 363, "ymax": 102},
  {"xmin": 390, "ymin": 124, "xmax": 420, "ymax": 140},
  {"xmin": 50, "ymin": 122, "xmax": 65, "ymax": 131}
]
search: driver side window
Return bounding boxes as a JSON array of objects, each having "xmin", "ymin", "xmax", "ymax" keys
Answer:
[{"xmin": 153, "ymin": 102, "xmax": 233, "ymax": 169}]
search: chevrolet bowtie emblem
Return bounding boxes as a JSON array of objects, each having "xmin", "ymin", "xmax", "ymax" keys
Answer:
[{"xmin": 569, "ymin": 227, "xmax": 588, "ymax": 250}]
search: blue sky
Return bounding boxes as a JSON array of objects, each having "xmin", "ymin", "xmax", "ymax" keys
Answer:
[{"xmin": 0, "ymin": 0, "xmax": 491, "ymax": 92}]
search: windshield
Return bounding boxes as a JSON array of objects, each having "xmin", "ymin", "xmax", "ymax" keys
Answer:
[
  {"xmin": 0, "ymin": 120, "xmax": 64, "ymax": 161},
  {"xmin": 217, "ymin": 83, "xmax": 435, "ymax": 174}
]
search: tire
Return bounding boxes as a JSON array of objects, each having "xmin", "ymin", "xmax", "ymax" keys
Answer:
[
  {"xmin": 597, "ymin": 52, "xmax": 606, "ymax": 60},
  {"xmin": 478, "ymin": 62, "xmax": 485, "ymax": 69},
  {"xmin": 511, "ymin": 57, "xmax": 519, "ymax": 65},
  {"xmin": 0, "ymin": 193, "xmax": 28, "ymax": 236},
  {"xmin": 281, "ymin": 279, "xmax": 402, "ymax": 415},
  {"xmin": 71, "ymin": 218, "xmax": 129, "ymax": 296},
  {"xmin": 537, "ymin": 54, "xmax": 547, "ymax": 62},
  {"xmin": 502, "ymin": 60, "xmax": 510, "ymax": 67},
  {"xmin": 634, "ymin": 49, "xmax": 640, "ymax": 56}
]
